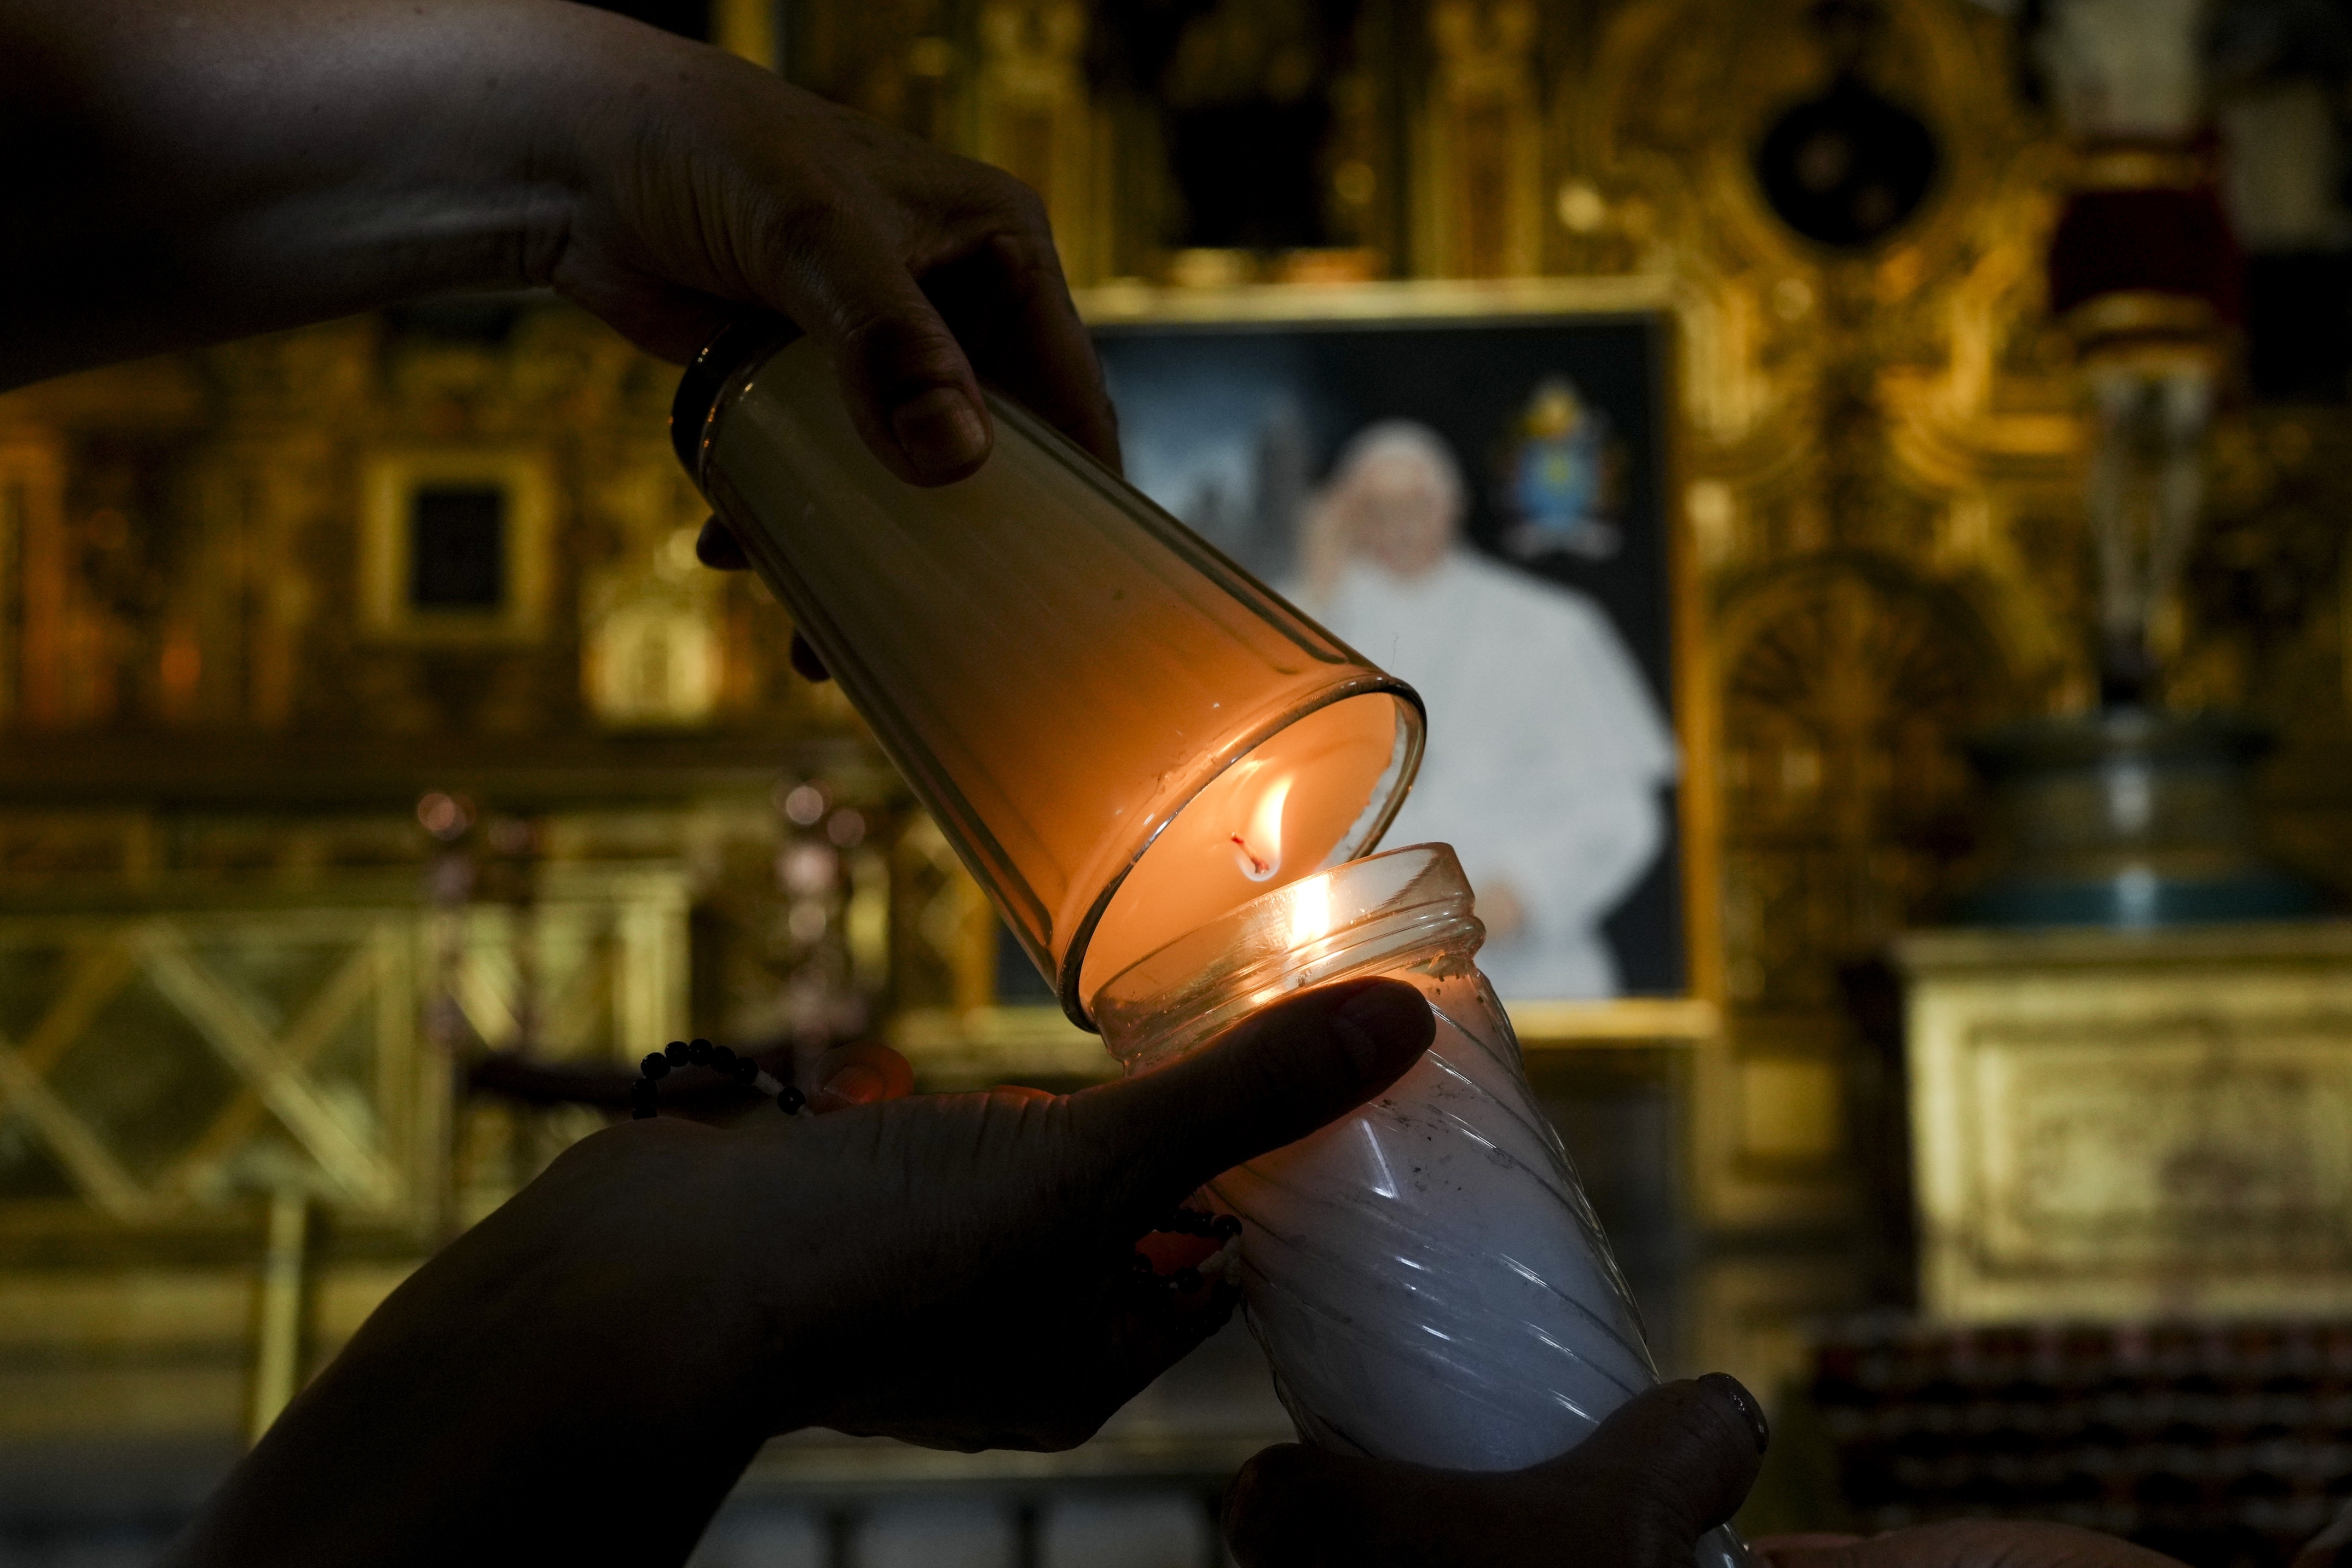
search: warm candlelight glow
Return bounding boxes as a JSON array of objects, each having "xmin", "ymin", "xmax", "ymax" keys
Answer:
[
  {"xmin": 1079, "ymin": 693, "xmax": 1413, "ymax": 1009},
  {"xmin": 1287, "ymin": 873, "xmax": 1333, "ymax": 947},
  {"xmin": 1232, "ymin": 772, "xmax": 1292, "ymax": 881}
]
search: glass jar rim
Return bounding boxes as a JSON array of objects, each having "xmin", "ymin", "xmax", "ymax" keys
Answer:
[{"xmin": 1093, "ymin": 842, "xmax": 1482, "ymax": 1071}]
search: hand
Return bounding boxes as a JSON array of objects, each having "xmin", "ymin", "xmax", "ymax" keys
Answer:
[
  {"xmin": 169, "ymin": 977, "xmax": 1435, "ymax": 1567},
  {"xmin": 1223, "ymin": 1374, "xmax": 1770, "ymax": 1568},
  {"xmin": 538, "ymin": 8, "xmax": 1118, "ymax": 484},
  {"xmin": 1755, "ymin": 1523, "xmax": 2188, "ymax": 1568},
  {"xmin": 751, "ymin": 976, "xmax": 1432, "ymax": 1451},
  {"xmin": 3, "ymin": 0, "xmax": 1117, "ymax": 486}
]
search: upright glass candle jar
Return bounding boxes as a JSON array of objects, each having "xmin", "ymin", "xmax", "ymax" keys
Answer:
[
  {"xmin": 1095, "ymin": 844, "xmax": 1749, "ymax": 1568},
  {"xmin": 673, "ymin": 323, "xmax": 1423, "ymax": 1025}
]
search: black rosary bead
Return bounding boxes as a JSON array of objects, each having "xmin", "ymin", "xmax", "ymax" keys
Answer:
[
  {"xmin": 638, "ymin": 1040, "xmax": 799, "ymax": 1120},
  {"xmin": 1211, "ymin": 1214, "xmax": 1241, "ymax": 1240},
  {"xmin": 1168, "ymin": 1266, "xmax": 1203, "ymax": 1293}
]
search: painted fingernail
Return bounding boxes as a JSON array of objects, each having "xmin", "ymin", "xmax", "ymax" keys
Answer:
[
  {"xmin": 821, "ymin": 1063, "xmax": 887, "ymax": 1105},
  {"xmin": 891, "ymin": 387, "xmax": 987, "ymax": 478},
  {"xmin": 1700, "ymin": 1372, "xmax": 1770, "ymax": 1453}
]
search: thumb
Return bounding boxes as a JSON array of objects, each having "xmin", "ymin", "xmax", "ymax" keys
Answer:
[
  {"xmin": 1224, "ymin": 1377, "xmax": 1767, "ymax": 1568},
  {"xmin": 1568, "ymin": 1375, "xmax": 1770, "ymax": 1543},
  {"xmin": 1065, "ymin": 977, "xmax": 1434, "ymax": 1224},
  {"xmin": 773, "ymin": 222, "xmax": 993, "ymax": 486}
]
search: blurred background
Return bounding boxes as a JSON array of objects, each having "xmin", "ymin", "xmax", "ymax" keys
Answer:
[{"xmin": 7, "ymin": 0, "xmax": 2352, "ymax": 1563}]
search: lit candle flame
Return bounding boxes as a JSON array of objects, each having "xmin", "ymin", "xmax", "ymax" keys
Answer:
[{"xmin": 1230, "ymin": 773, "xmax": 1291, "ymax": 882}]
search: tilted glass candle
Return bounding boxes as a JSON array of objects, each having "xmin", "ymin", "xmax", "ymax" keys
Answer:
[
  {"xmin": 1095, "ymin": 844, "xmax": 1750, "ymax": 1568},
  {"xmin": 672, "ymin": 322, "xmax": 1423, "ymax": 1025}
]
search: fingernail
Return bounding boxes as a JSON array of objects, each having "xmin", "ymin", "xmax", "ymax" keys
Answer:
[
  {"xmin": 1328, "ymin": 982, "xmax": 1433, "ymax": 1077},
  {"xmin": 695, "ymin": 516, "xmax": 749, "ymax": 570},
  {"xmin": 821, "ymin": 1063, "xmax": 887, "ymax": 1105},
  {"xmin": 891, "ymin": 387, "xmax": 987, "ymax": 478},
  {"xmin": 1700, "ymin": 1372, "xmax": 1770, "ymax": 1453},
  {"xmin": 789, "ymin": 631, "xmax": 830, "ymax": 684}
]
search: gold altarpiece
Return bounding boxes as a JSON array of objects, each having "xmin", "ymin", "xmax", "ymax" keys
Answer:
[{"xmin": 4, "ymin": 0, "xmax": 2351, "ymax": 1454}]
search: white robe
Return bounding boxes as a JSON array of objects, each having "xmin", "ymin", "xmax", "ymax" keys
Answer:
[{"xmin": 1309, "ymin": 551, "xmax": 1676, "ymax": 998}]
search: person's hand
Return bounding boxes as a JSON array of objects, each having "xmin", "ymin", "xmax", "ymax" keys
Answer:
[
  {"xmin": 1755, "ymin": 1522, "xmax": 2188, "ymax": 1568},
  {"xmin": 713, "ymin": 976, "xmax": 1431, "ymax": 1450},
  {"xmin": 536, "ymin": 8, "xmax": 1118, "ymax": 485},
  {"xmin": 169, "ymin": 977, "xmax": 1434, "ymax": 1567},
  {"xmin": 4, "ymin": 0, "xmax": 1118, "ymax": 487},
  {"xmin": 1222, "ymin": 1374, "xmax": 1770, "ymax": 1568}
]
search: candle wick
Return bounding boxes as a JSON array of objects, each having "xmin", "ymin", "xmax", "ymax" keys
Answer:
[{"xmin": 1230, "ymin": 834, "xmax": 1272, "ymax": 878}]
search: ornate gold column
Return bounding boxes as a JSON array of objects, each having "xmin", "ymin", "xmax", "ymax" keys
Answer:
[
  {"xmin": 974, "ymin": 0, "xmax": 1108, "ymax": 282},
  {"xmin": 1415, "ymin": 0, "xmax": 1546, "ymax": 279}
]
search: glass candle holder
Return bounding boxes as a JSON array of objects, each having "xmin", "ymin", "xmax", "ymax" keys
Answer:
[
  {"xmin": 1095, "ymin": 844, "xmax": 1749, "ymax": 1568},
  {"xmin": 674, "ymin": 322, "xmax": 1423, "ymax": 1026}
]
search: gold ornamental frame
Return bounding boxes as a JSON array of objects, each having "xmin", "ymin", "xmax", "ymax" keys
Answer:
[{"xmin": 889, "ymin": 276, "xmax": 1724, "ymax": 1085}]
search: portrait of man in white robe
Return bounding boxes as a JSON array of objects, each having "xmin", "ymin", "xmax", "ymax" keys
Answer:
[{"xmin": 1295, "ymin": 421, "xmax": 1677, "ymax": 999}]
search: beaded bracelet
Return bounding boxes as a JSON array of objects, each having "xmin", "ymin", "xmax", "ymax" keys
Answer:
[{"xmin": 632, "ymin": 1037, "xmax": 806, "ymax": 1119}]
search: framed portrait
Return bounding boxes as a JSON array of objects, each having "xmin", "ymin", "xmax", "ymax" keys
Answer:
[{"xmin": 950, "ymin": 280, "xmax": 1719, "ymax": 1073}]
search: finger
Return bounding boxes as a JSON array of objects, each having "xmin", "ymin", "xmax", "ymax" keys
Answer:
[
  {"xmin": 1066, "ymin": 977, "xmax": 1434, "ymax": 1224},
  {"xmin": 1562, "ymin": 1375, "xmax": 1769, "ymax": 1541},
  {"xmin": 921, "ymin": 232, "xmax": 1122, "ymax": 474},
  {"xmin": 808, "ymin": 1043, "xmax": 916, "ymax": 1113},
  {"xmin": 694, "ymin": 520, "xmax": 831, "ymax": 680},
  {"xmin": 1224, "ymin": 1444, "xmax": 1378, "ymax": 1568},
  {"xmin": 772, "ymin": 219, "xmax": 992, "ymax": 485},
  {"xmin": 696, "ymin": 517, "xmax": 749, "ymax": 570},
  {"xmin": 1224, "ymin": 1379, "xmax": 1765, "ymax": 1568},
  {"xmin": 789, "ymin": 630, "xmax": 831, "ymax": 684}
]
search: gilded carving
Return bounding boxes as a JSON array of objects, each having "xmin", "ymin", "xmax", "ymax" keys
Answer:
[
  {"xmin": 974, "ymin": 1, "xmax": 1105, "ymax": 280},
  {"xmin": 1418, "ymin": 0, "xmax": 1547, "ymax": 279},
  {"xmin": 1718, "ymin": 554, "xmax": 2008, "ymax": 1015},
  {"xmin": 1904, "ymin": 922, "xmax": 2352, "ymax": 1321}
]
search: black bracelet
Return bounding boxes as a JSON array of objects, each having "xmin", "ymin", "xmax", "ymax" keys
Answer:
[{"xmin": 632, "ymin": 1037, "xmax": 806, "ymax": 1119}]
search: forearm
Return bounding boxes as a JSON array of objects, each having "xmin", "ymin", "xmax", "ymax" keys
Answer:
[
  {"xmin": 163, "ymin": 1126, "xmax": 821, "ymax": 1566},
  {"xmin": 165, "ymin": 1321, "xmax": 767, "ymax": 1566},
  {"xmin": 0, "ymin": 0, "xmax": 654, "ymax": 386}
]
